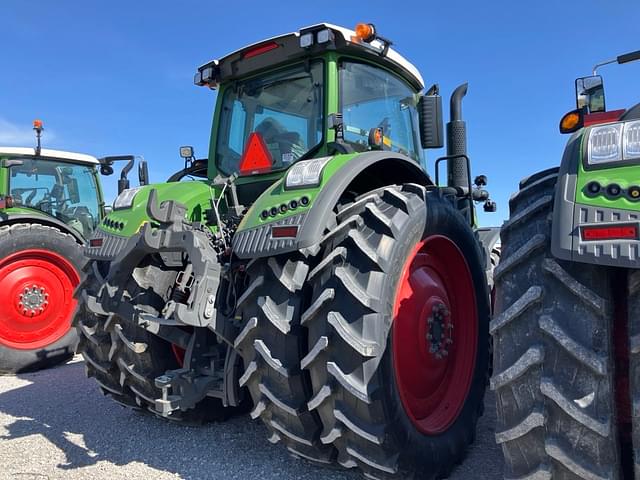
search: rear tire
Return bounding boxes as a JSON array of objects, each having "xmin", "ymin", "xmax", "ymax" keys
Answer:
[
  {"xmin": 76, "ymin": 258, "xmax": 239, "ymax": 423},
  {"xmin": 303, "ymin": 184, "xmax": 489, "ymax": 479},
  {"xmin": 235, "ymin": 255, "xmax": 335, "ymax": 463},
  {"xmin": 0, "ymin": 223, "xmax": 81, "ymax": 373},
  {"xmin": 628, "ymin": 270, "xmax": 640, "ymax": 476},
  {"xmin": 492, "ymin": 170, "xmax": 621, "ymax": 479}
]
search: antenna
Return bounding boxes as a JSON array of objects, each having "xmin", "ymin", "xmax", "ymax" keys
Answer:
[{"xmin": 33, "ymin": 119, "xmax": 44, "ymax": 155}]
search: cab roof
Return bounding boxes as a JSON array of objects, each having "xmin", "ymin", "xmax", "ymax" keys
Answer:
[
  {"xmin": 0, "ymin": 147, "xmax": 99, "ymax": 165},
  {"xmin": 196, "ymin": 23, "xmax": 425, "ymax": 91}
]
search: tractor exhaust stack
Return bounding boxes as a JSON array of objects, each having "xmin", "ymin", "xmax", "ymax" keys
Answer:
[{"xmin": 447, "ymin": 83, "xmax": 469, "ymax": 189}]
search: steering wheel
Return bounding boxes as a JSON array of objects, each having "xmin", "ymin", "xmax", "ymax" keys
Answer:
[{"xmin": 36, "ymin": 196, "xmax": 71, "ymax": 212}]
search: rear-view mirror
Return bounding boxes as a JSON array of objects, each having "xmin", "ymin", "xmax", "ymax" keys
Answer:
[
  {"xmin": 576, "ymin": 75, "xmax": 606, "ymax": 113},
  {"xmin": 418, "ymin": 89, "xmax": 444, "ymax": 149},
  {"xmin": 138, "ymin": 160, "xmax": 149, "ymax": 186}
]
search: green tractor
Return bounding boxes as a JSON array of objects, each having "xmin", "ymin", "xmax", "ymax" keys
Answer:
[
  {"xmin": 493, "ymin": 50, "xmax": 640, "ymax": 479},
  {"xmin": 0, "ymin": 121, "xmax": 147, "ymax": 373},
  {"xmin": 76, "ymin": 23, "xmax": 499, "ymax": 478}
]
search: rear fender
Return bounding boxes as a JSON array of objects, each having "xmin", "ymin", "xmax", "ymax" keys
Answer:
[
  {"xmin": 0, "ymin": 211, "xmax": 85, "ymax": 244},
  {"xmin": 233, "ymin": 152, "xmax": 433, "ymax": 259}
]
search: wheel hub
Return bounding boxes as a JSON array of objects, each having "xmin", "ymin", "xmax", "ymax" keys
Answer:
[
  {"xmin": 427, "ymin": 302, "xmax": 453, "ymax": 359},
  {"xmin": 18, "ymin": 285, "xmax": 49, "ymax": 317}
]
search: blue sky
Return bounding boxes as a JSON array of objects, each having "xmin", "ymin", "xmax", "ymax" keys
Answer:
[{"xmin": 2, "ymin": 1, "xmax": 639, "ymax": 226}]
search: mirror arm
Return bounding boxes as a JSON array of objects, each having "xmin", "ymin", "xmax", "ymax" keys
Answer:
[
  {"xmin": 592, "ymin": 57, "xmax": 617, "ymax": 75},
  {"xmin": 0, "ymin": 159, "xmax": 24, "ymax": 167}
]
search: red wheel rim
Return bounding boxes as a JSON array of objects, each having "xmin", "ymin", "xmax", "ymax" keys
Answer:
[
  {"xmin": 392, "ymin": 235, "xmax": 478, "ymax": 435},
  {"xmin": 0, "ymin": 249, "xmax": 79, "ymax": 350},
  {"xmin": 170, "ymin": 326, "xmax": 193, "ymax": 367},
  {"xmin": 171, "ymin": 344, "xmax": 185, "ymax": 366}
]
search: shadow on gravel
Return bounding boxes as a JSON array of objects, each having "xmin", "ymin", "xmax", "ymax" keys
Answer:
[{"xmin": 0, "ymin": 360, "xmax": 502, "ymax": 479}]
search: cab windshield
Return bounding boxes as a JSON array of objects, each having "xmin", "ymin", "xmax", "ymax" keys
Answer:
[
  {"xmin": 215, "ymin": 61, "xmax": 324, "ymax": 176},
  {"xmin": 8, "ymin": 157, "xmax": 101, "ymax": 237}
]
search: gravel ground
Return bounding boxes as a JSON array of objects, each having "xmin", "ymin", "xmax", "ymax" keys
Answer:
[{"xmin": 0, "ymin": 357, "xmax": 503, "ymax": 480}]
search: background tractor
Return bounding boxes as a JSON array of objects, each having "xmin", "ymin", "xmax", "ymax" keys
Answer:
[
  {"xmin": 76, "ymin": 23, "xmax": 499, "ymax": 478},
  {"xmin": 0, "ymin": 121, "xmax": 147, "ymax": 373},
  {"xmin": 492, "ymin": 50, "xmax": 640, "ymax": 479}
]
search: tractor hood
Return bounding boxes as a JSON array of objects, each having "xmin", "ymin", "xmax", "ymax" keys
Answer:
[{"xmin": 100, "ymin": 180, "xmax": 215, "ymax": 239}]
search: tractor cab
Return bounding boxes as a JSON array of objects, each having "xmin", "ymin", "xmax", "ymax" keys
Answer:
[
  {"xmin": 0, "ymin": 147, "xmax": 103, "ymax": 238},
  {"xmin": 0, "ymin": 121, "xmax": 148, "ymax": 239},
  {"xmin": 191, "ymin": 22, "xmax": 446, "ymax": 206}
]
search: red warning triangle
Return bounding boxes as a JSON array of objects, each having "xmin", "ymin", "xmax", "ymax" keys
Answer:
[{"xmin": 239, "ymin": 132, "xmax": 273, "ymax": 175}]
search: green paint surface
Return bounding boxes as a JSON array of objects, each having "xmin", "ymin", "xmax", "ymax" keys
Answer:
[
  {"xmin": 99, "ymin": 180, "xmax": 217, "ymax": 238},
  {"xmin": 237, "ymin": 153, "xmax": 357, "ymax": 231}
]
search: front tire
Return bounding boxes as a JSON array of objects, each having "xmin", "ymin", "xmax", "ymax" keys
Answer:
[{"xmin": 303, "ymin": 184, "xmax": 489, "ymax": 478}]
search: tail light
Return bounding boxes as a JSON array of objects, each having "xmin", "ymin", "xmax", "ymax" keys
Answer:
[
  {"xmin": 581, "ymin": 224, "xmax": 639, "ymax": 241},
  {"xmin": 271, "ymin": 226, "xmax": 299, "ymax": 239},
  {"xmin": 243, "ymin": 41, "xmax": 279, "ymax": 59}
]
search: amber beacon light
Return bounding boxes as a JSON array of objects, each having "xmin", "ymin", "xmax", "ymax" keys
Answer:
[{"xmin": 354, "ymin": 23, "xmax": 376, "ymax": 43}]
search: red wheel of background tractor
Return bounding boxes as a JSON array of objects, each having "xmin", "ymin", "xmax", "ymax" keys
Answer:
[
  {"xmin": 0, "ymin": 249, "xmax": 79, "ymax": 350},
  {"xmin": 392, "ymin": 235, "xmax": 477, "ymax": 435},
  {"xmin": 0, "ymin": 224, "xmax": 82, "ymax": 373}
]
